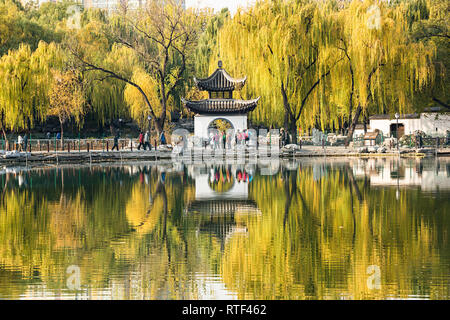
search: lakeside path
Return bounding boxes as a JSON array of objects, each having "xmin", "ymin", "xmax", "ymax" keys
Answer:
[{"xmin": 1, "ymin": 146, "xmax": 449, "ymax": 165}]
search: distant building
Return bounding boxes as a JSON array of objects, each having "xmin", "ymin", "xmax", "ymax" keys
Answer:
[
  {"xmin": 353, "ymin": 108, "xmax": 450, "ymax": 139},
  {"xmin": 369, "ymin": 109, "xmax": 450, "ymax": 138},
  {"xmin": 82, "ymin": 0, "xmax": 185, "ymax": 14},
  {"xmin": 21, "ymin": 0, "xmax": 186, "ymax": 12}
]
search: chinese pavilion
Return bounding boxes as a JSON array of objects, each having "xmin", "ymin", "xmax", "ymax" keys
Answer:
[{"xmin": 181, "ymin": 61, "xmax": 260, "ymax": 139}]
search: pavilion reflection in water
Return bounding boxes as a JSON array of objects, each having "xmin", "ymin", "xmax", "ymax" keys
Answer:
[{"xmin": 186, "ymin": 164, "xmax": 261, "ymax": 249}]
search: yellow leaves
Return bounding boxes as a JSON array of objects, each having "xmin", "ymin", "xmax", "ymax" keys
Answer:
[
  {"xmin": 124, "ymin": 68, "xmax": 161, "ymax": 128},
  {"xmin": 48, "ymin": 69, "xmax": 85, "ymax": 126},
  {"xmin": 125, "ymin": 184, "xmax": 162, "ymax": 236},
  {"xmin": 104, "ymin": 44, "xmax": 138, "ymax": 77},
  {"xmin": 0, "ymin": 41, "xmax": 60, "ymax": 130},
  {"xmin": 74, "ymin": 20, "xmax": 109, "ymax": 60}
]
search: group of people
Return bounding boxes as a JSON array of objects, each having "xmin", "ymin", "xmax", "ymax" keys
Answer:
[
  {"xmin": 236, "ymin": 169, "xmax": 253, "ymax": 183},
  {"xmin": 279, "ymin": 128, "xmax": 291, "ymax": 147},
  {"xmin": 137, "ymin": 130, "xmax": 167, "ymax": 151},
  {"xmin": 207, "ymin": 128, "xmax": 294, "ymax": 149},
  {"xmin": 209, "ymin": 167, "xmax": 253, "ymax": 184},
  {"xmin": 137, "ymin": 131, "xmax": 152, "ymax": 150},
  {"xmin": 208, "ymin": 129, "xmax": 251, "ymax": 149},
  {"xmin": 45, "ymin": 132, "xmax": 60, "ymax": 140}
]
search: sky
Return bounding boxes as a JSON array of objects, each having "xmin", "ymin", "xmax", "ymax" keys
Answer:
[{"xmin": 185, "ymin": 0, "xmax": 257, "ymax": 15}]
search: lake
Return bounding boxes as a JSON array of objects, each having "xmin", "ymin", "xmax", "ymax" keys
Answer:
[{"xmin": 0, "ymin": 157, "xmax": 449, "ymax": 299}]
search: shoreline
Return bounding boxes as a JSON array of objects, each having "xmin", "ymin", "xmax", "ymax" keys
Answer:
[{"xmin": 1, "ymin": 147, "xmax": 449, "ymax": 165}]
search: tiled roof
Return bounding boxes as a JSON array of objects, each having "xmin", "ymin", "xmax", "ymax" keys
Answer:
[
  {"xmin": 182, "ymin": 97, "xmax": 260, "ymax": 115},
  {"xmin": 369, "ymin": 113, "xmax": 420, "ymax": 120},
  {"xmin": 194, "ymin": 68, "xmax": 246, "ymax": 92},
  {"xmin": 364, "ymin": 132, "xmax": 380, "ymax": 139}
]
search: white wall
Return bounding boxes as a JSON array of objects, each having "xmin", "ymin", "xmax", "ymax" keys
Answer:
[
  {"xmin": 194, "ymin": 115, "xmax": 247, "ymax": 139},
  {"xmin": 369, "ymin": 113, "xmax": 450, "ymax": 137},
  {"xmin": 420, "ymin": 113, "xmax": 450, "ymax": 136},
  {"xmin": 368, "ymin": 119, "xmax": 391, "ymax": 136}
]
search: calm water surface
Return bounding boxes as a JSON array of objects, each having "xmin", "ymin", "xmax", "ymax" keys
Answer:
[{"xmin": 0, "ymin": 157, "xmax": 449, "ymax": 299}]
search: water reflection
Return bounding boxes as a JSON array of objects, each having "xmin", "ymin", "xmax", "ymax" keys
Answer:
[{"xmin": 0, "ymin": 158, "xmax": 449, "ymax": 299}]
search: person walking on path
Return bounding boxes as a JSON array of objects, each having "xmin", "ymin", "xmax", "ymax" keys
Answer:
[
  {"xmin": 112, "ymin": 132, "xmax": 120, "ymax": 151},
  {"xmin": 244, "ymin": 129, "xmax": 249, "ymax": 146},
  {"xmin": 280, "ymin": 128, "xmax": 286, "ymax": 147},
  {"xmin": 17, "ymin": 135, "xmax": 23, "ymax": 151},
  {"xmin": 144, "ymin": 131, "xmax": 151, "ymax": 150},
  {"xmin": 222, "ymin": 131, "xmax": 226, "ymax": 149},
  {"xmin": 23, "ymin": 133, "xmax": 28, "ymax": 152},
  {"xmin": 138, "ymin": 132, "xmax": 144, "ymax": 150},
  {"xmin": 213, "ymin": 132, "xmax": 219, "ymax": 149},
  {"xmin": 160, "ymin": 130, "xmax": 166, "ymax": 145}
]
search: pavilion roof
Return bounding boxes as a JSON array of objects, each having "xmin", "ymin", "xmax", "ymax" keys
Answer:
[
  {"xmin": 181, "ymin": 97, "xmax": 260, "ymax": 115},
  {"xmin": 194, "ymin": 65, "xmax": 247, "ymax": 92}
]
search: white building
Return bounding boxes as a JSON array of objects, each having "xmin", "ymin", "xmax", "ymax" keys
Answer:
[
  {"xmin": 367, "ymin": 110, "xmax": 450, "ymax": 138},
  {"xmin": 353, "ymin": 108, "xmax": 450, "ymax": 137},
  {"xmin": 182, "ymin": 61, "xmax": 260, "ymax": 141}
]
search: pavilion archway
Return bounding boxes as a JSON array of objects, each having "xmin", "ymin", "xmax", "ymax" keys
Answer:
[
  {"xmin": 194, "ymin": 114, "xmax": 247, "ymax": 140},
  {"xmin": 207, "ymin": 118, "xmax": 234, "ymax": 132}
]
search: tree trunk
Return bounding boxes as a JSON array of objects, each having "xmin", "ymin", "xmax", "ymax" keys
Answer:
[
  {"xmin": 155, "ymin": 117, "xmax": 164, "ymax": 137},
  {"xmin": 363, "ymin": 114, "xmax": 368, "ymax": 134},
  {"xmin": 60, "ymin": 120, "xmax": 64, "ymax": 149},
  {"xmin": 288, "ymin": 117, "xmax": 297, "ymax": 145},
  {"xmin": 346, "ymin": 104, "xmax": 362, "ymax": 145},
  {"xmin": 1, "ymin": 123, "xmax": 8, "ymax": 149},
  {"xmin": 284, "ymin": 111, "xmax": 289, "ymax": 131},
  {"xmin": 281, "ymin": 82, "xmax": 297, "ymax": 144}
]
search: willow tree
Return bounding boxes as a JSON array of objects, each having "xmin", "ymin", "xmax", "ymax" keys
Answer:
[
  {"xmin": 327, "ymin": 0, "xmax": 436, "ymax": 141},
  {"xmin": 70, "ymin": 0, "xmax": 204, "ymax": 134},
  {"xmin": 47, "ymin": 69, "xmax": 86, "ymax": 145},
  {"xmin": 195, "ymin": 7, "xmax": 230, "ymax": 77},
  {"xmin": 409, "ymin": 0, "xmax": 449, "ymax": 110},
  {"xmin": 0, "ymin": 0, "xmax": 50, "ymax": 56},
  {"xmin": 208, "ymin": 0, "xmax": 343, "ymax": 142},
  {"xmin": 0, "ymin": 41, "xmax": 60, "ymax": 145}
]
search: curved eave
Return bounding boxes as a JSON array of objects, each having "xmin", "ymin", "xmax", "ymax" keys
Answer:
[
  {"xmin": 182, "ymin": 97, "xmax": 260, "ymax": 115},
  {"xmin": 194, "ymin": 68, "xmax": 247, "ymax": 92}
]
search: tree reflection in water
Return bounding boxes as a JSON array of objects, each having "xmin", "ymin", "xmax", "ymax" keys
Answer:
[{"xmin": 0, "ymin": 158, "xmax": 449, "ymax": 299}]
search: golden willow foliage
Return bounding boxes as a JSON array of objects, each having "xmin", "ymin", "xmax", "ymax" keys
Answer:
[
  {"xmin": 0, "ymin": 168, "xmax": 201, "ymax": 299},
  {"xmin": 48, "ymin": 69, "xmax": 86, "ymax": 136},
  {"xmin": 210, "ymin": 0, "xmax": 435, "ymax": 131},
  {"xmin": 194, "ymin": 8, "xmax": 230, "ymax": 77},
  {"xmin": 328, "ymin": 0, "xmax": 436, "ymax": 126},
  {"xmin": 71, "ymin": 0, "xmax": 205, "ymax": 132},
  {"xmin": 220, "ymin": 162, "xmax": 449, "ymax": 299},
  {"xmin": 74, "ymin": 13, "xmax": 130, "ymax": 125},
  {"xmin": 124, "ymin": 67, "xmax": 162, "ymax": 129},
  {"xmin": 0, "ymin": 162, "xmax": 448, "ymax": 299},
  {"xmin": 408, "ymin": 0, "xmax": 449, "ymax": 109},
  {"xmin": 212, "ymin": 0, "xmax": 333, "ymax": 128},
  {"xmin": 0, "ymin": 41, "xmax": 63, "ymax": 132}
]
